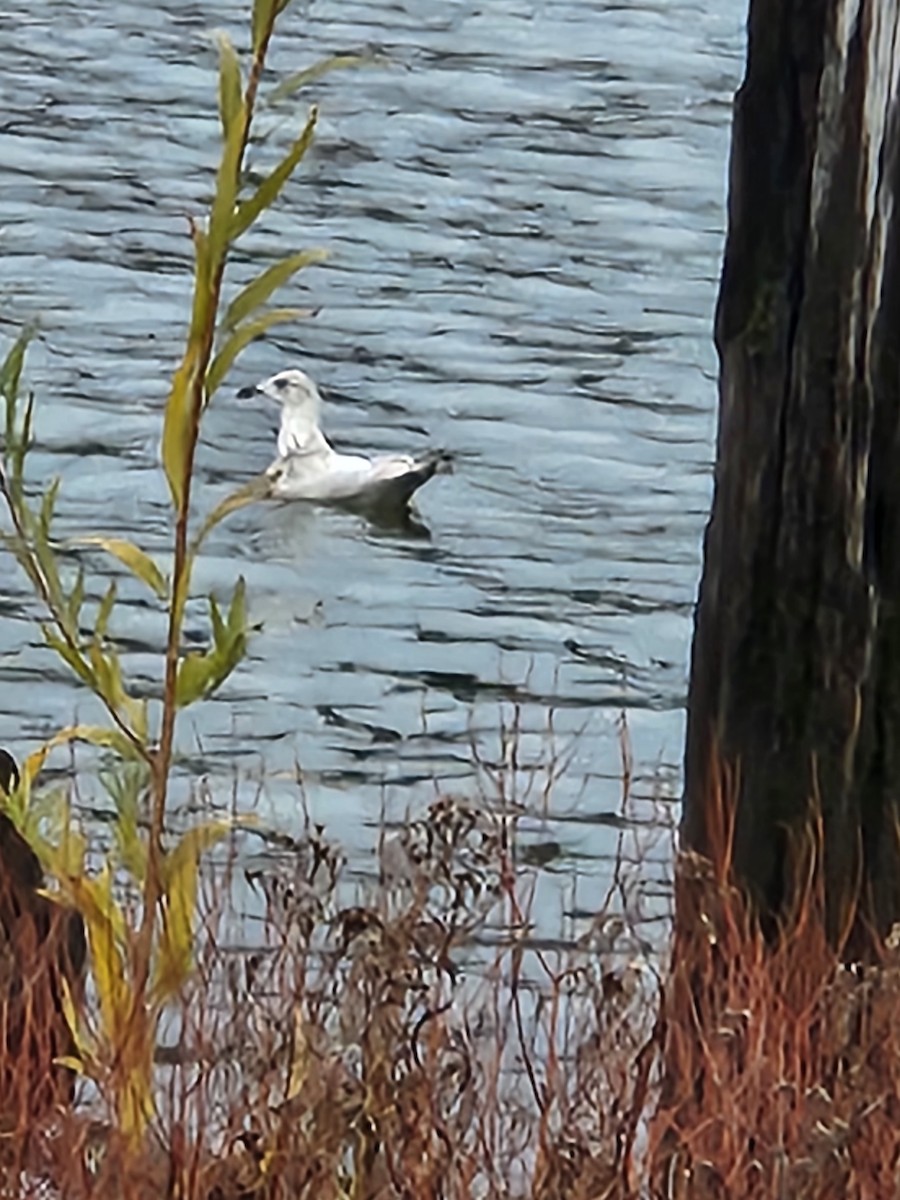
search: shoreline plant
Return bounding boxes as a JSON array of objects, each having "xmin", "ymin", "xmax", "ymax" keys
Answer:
[{"xmin": 0, "ymin": 0, "xmax": 326, "ymax": 1145}]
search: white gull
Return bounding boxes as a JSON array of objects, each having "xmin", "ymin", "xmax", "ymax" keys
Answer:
[{"xmin": 238, "ymin": 368, "xmax": 449, "ymax": 506}]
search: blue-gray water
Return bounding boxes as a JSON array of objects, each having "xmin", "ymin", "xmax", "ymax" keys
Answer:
[{"xmin": 0, "ymin": 1, "xmax": 744, "ymax": 922}]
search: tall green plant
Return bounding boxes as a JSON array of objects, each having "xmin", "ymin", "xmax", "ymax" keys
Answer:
[{"xmin": 0, "ymin": 0, "xmax": 328, "ymax": 1139}]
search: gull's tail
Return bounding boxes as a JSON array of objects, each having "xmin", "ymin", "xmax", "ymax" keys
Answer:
[
  {"xmin": 393, "ymin": 450, "xmax": 453, "ymax": 504},
  {"xmin": 352, "ymin": 449, "xmax": 453, "ymax": 510}
]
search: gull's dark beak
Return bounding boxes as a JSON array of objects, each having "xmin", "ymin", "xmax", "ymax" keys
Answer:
[{"xmin": 236, "ymin": 384, "xmax": 260, "ymax": 400}]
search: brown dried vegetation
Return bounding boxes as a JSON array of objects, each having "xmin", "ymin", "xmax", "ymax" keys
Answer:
[
  {"xmin": 3, "ymin": 751, "xmax": 900, "ymax": 1198},
  {"xmin": 650, "ymin": 767, "xmax": 900, "ymax": 1200}
]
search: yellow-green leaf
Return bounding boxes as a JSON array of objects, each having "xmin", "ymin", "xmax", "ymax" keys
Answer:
[
  {"xmin": 251, "ymin": 0, "xmax": 291, "ymax": 55},
  {"xmin": 0, "ymin": 327, "xmax": 33, "ymax": 403},
  {"xmin": 76, "ymin": 536, "xmax": 168, "ymax": 600},
  {"xmin": 121, "ymin": 1076, "xmax": 156, "ymax": 1144},
  {"xmin": 175, "ymin": 582, "xmax": 248, "ymax": 707},
  {"xmin": 223, "ymin": 248, "xmax": 327, "ymax": 332},
  {"xmin": 88, "ymin": 641, "xmax": 112, "ymax": 699},
  {"xmin": 41, "ymin": 818, "xmax": 87, "ymax": 880},
  {"xmin": 33, "ymin": 506, "xmax": 65, "ymax": 613},
  {"xmin": 189, "ymin": 220, "xmax": 212, "ymax": 340},
  {"xmin": 22, "ymin": 745, "xmax": 48, "ymax": 791},
  {"xmin": 230, "ymin": 106, "xmax": 317, "ymax": 241},
  {"xmin": 17, "ymin": 391, "xmax": 35, "ymax": 470},
  {"xmin": 228, "ymin": 576, "xmax": 247, "ymax": 640},
  {"xmin": 209, "ymin": 593, "xmax": 226, "ymax": 650},
  {"xmin": 156, "ymin": 865, "xmax": 198, "ymax": 997},
  {"xmin": 217, "ymin": 32, "xmax": 243, "ymax": 139},
  {"xmin": 162, "ymin": 352, "xmax": 200, "ymax": 510},
  {"xmin": 206, "ymin": 307, "xmax": 310, "ymax": 396},
  {"xmin": 251, "ymin": 0, "xmax": 274, "ymax": 55},
  {"xmin": 192, "ymin": 475, "xmax": 272, "ymax": 553},
  {"xmin": 154, "ymin": 818, "xmax": 236, "ymax": 998},
  {"xmin": 116, "ymin": 811, "xmax": 148, "ymax": 883},
  {"xmin": 174, "ymin": 644, "xmax": 240, "ymax": 708},
  {"xmin": 95, "ymin": 580, "xmax": 117, "ymax": 640},
  {"xmin": 1, "ymin": 327, "xmax": 34, "ymax": 448},
  {"xmin": 46, "ymin": 723, "xmax": 144, "ymax": 763},
  {"xmin": 101, "ymin": 761, "xmax": 150, "ymax": 880},
  {"xmin": 175, "ymin": 650, "xmax": 221, "ymax": 708},
  {"xmin": 103, "ymin": 645, "xmax": 149, "ymax": 741},
  {"xmin": 59, "ymin": 973, "xmax": 94, "ymax": 1061},
  {"xmin": 67, "ymin": 565, "xmax": 86, "ymax": 628},
  {"xmin": 208, "ymin": 106, "xmax": 246, "ymax": 267},
  {"xmin": 43, "ymin": 629, "xmax": 94, "ymax": 688},
  {"xmin": 269, "ymin": 52, "xmax": 371, "ymax": 105},
  {"xmin": 68, "ymin": 867, "xmax": 129, "ymax": 1042},
  {"xmin": 39, "ymin": 476, "xmax": 60, "ymax": 537}
]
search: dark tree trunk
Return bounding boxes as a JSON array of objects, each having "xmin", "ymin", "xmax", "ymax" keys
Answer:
[{"xmin": 684, "ymin": 1, "xmax": 900, "ymax": 943}]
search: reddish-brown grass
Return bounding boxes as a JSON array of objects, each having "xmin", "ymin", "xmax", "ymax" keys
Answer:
[{"xmin": 3, "ymin": 750, "xmax": 900, "ymax": 1198}]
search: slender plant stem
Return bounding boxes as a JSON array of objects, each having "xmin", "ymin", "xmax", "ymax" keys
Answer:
[{"xmin": 133, "ymin": 18, "xmax": 277, "ymax": 1003}]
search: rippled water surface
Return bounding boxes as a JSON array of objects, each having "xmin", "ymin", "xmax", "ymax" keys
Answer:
[{"xmin": 0, "ymin": 1, "xmax": 745, "ymax": 914}]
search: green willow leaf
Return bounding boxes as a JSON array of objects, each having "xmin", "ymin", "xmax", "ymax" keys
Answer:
[
  {"xmin": 251, "ymin": 0, "xmax": 274, "ymax": 55},
  {"xmin": 208, "ymin": 36, "xmax": 248, "ymax": 267},
  {"xmin": 175, "ymin": 582, "xmax": 248, "ymax": 708},
  {"xmin": 102, "ymin": 761, "xmax": 151, "ymax": 882},
  {"xmin": 154, "ymin": 817, "xmax": 239, "ymax": 998},
  {"xmin": 192, "ymin": 475, "xmax": 272, "ymax": 553},
  {"xmin": 175, "ymin": 643, "xmax": 241, "ymax": 708},
  {"xmin": 46, "ymin": 722, "xmax": 143, "ymax": 763},
  {"xmin": 87, "ymin": 644, "xmax": 123, "ymax": 724},
  {"xmin": 209, "ymin": 593, "xmax": 226, "ymax": 650},
  {"xmin": 175, "ymin": 652, "xmax": 219, "ymax": 709},
  {"xmin": 208, "ymin": 118, "xmax": 246, "ymax": 266},
  {"xmin": 115, "ymin": 806, "xmax": 149, "ymax": 885},
  {"xmin": 95, "ymin": 581, "xmax": 117, "ymax": 640},
  {"xmin": 67, "ymin": 565, "xmax": 86, "ymax": 630},
  {"xmin": 216, "ymin": 33, "xmax": 243, "ymax": 139},
  {"xmin": 104, "ymin": 647, "xmax": 148, "ymax": 742},
  {"xmin": 188, "ymin": 221, "xmax": 212, "ymax": 341},
  {"xmin": 206, "ymin": 307, "xmax": 310, "ymax": 396},
  {"xmin": 33, "ymin": 513, "xmax": 66, "ymax": 614},
  {"xmin": 39, "ymin": 477, "xmax": 60, "ymax": 536},
  {"xmin": 12, "ymin": 391, "xmax": 35, "ymax": 485},
  {"xmin": 251, "ymin": 0, "xmax": 292, "ymax": 56},
  {"xmin": 0, "ymin": 328, "xmax": 32, "ymax": 403},
  {"xmin": 230, "ymin": 106, "xmax": 317, "ymax": 241},
  {"xmin": 222, "ymin": 248, "xmax": 327, "ymax": 332},
  {"xmin": 1, "ymin": 327, "xmax": 34, "ymax": 449},
  {"xmin": 161, "ymin": 352, "xmax": 200, "ymax": 510},
  {"xmin": 227, "ymin": 576, "xmax": 247, "ymax": 641},
  {"xmin": 68, "ymin": 866, "xmax": 130, "ymax": 1045},
  {"xmin": 76, "ymin": 536, "xmax": 168, "ymax": 600},
  {"xmin": 42, "ymin": 629, "xmax": 93, "ymax": 689},
  {"xmin": 268, "ymin": 53, "xmax": 372, "ymax": 105}
]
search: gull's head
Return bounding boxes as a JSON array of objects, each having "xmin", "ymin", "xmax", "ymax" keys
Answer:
[{"xmin": 237, "ymin": 368, "xmax": 321, "ymax": 411}]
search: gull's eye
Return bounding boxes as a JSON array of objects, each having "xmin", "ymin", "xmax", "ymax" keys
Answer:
[{"xmin": 274, "ymin": 377, "xmax": 289, "ymax": 391}]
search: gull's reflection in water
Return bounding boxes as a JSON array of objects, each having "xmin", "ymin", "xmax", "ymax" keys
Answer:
[
  {"xmin": 343, "ymin": 495, "xmax": 433, "ymax": 541},
  {"xmin": 254, "ymin": 493, "xmax": 437, "ymax": 570}
]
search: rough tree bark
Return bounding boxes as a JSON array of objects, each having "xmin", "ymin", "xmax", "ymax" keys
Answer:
[{"xmin": 684, "ymin": 1, "xmax": 900, "ymax": 943}]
